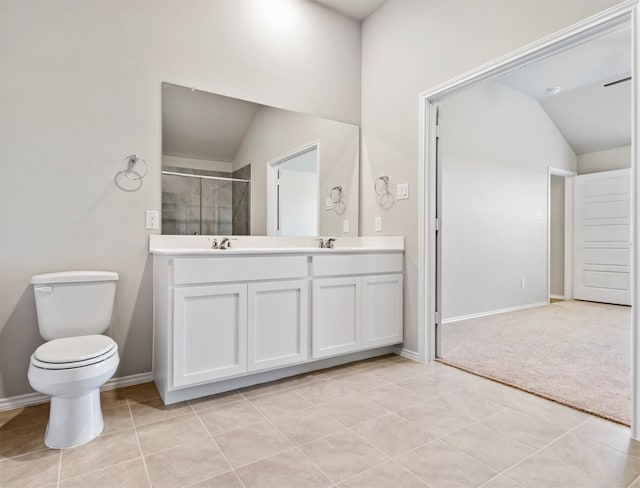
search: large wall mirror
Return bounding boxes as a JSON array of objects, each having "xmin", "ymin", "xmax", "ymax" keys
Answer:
[{"xmin": 161, "ymin": 82, "xmax": 359, "ymax": 237}]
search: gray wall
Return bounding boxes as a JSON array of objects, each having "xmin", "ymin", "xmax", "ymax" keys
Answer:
[
  {"xmin": 439, "ymin": 82, "xmax": 576, "ymax": 320},
  {"xmin": 0, "ymin": 0, "xmax": 361, "ymax": 399},
  {"xmin": 233, "ymin": 106, "xmax": 359, "ymax": 237},
  {"xmin": 577, "ymin": 145, "xmax": 632, "ymax": 174},
  {"xmin": 360, "ymin": 0, "xmax": 622, "ymax": 355}
]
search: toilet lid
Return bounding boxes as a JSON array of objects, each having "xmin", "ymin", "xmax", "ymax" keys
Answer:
[{"xmin": 34, "ymin": 335, "xmax": 116, "ymax": 364}]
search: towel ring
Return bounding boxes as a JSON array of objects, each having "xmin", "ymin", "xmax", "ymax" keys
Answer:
[
  {"xmin": 330, "ymin": 186, "xmax": 343, "ymax": 203},
  {"xmin": 121, "ymin": 155, "xmax": 148, "ymax": 181},
  {"xmin": 375, "ymin": 176, "xmax": 389, "ymax": 196}
]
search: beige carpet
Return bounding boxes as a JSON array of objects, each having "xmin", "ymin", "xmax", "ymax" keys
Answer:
[{"xmin": 440, "ymin": 300, "xmax": 631, "ymax": 425}]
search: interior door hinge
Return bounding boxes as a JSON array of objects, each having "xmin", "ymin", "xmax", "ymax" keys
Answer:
[
  {"xmin": 435, "ymin": 124, "xmax": 441, "ymax": 138},
  {"xmin": 434, "ymin": 218, "xmax": 440, "ymax": 232},
  {"xmin": 434, "ymin": 311, "xmax": 441, "ymax": 324}
]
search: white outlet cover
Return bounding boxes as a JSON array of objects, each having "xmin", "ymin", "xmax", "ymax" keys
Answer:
[
  {"xmin": 145, "ymin": 210, "xmax": 159, "ymax": 230},
  {"xmin": 375, "ymin": 216, "xmax": 382, "ymax": 232},
  {"xmin": 343, "ymin": 219, "xmax": 349, "ymax": 233},
  {"xmin": 535, "ymin": 210, "xmax": 544, "ymax": 220}
]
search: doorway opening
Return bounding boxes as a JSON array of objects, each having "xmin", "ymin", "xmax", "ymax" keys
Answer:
[
  {"xmin": 548, "ymin": 168, "xmax": 575, "ymax": 302},
  {"xmin": 419, "ymin": 3, "xmax": 637, "ymax": 434},
  {"xmin": 267, "ymin": 142, "xmax": 319, "ymax": 236}
]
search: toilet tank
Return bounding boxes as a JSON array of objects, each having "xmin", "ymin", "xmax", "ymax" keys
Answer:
[{"xmin": 31, "ymin": 271, "xmax": 119, "ymax": 341}]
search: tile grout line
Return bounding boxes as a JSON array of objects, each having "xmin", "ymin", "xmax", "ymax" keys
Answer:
[
  {"xmin": 56, "ymin": 448, "xmax": 63, "ymax": 488},
  {"xmin": 192, "ymin": 402, "xmax": 249, "ymax": 488},
  {"xmin": 256, "ymin": 409, "xmax": 344, "ymax": 485},
  {"xmin": 126, "ymin": 395, "xmax": 154, "ymax": 488},
  {"xmin": 492, "ymin": 416, "xmax": 613, "ymax": 485}
]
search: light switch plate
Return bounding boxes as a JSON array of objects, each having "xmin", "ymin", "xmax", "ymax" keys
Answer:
[
  {"xmin": 397, "ymin": 183, "xmax": 409, "ymax": 200},
  {"xmin": 375, "ymin": 216, "xmax": 382, "ymax": 232},
  {"xmin": 325, "ymin": 197, "xmax": 333, "ymax": 210},
  {"xmin": 146, "ymin": 210, "xmax": 159, "ymax": 230}
]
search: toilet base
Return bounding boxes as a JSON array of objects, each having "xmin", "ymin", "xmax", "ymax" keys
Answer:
[{"xmin": 45, "ymin": 389, "xmax": 104, "ymax": 449}]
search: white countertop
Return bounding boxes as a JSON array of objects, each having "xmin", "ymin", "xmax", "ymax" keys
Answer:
[{"xmin": 149, "ymin": 235, "xmax": 404, "ymax": 255}]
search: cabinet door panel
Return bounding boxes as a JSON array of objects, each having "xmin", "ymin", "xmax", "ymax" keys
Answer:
[
  {"xmin": 363, "ymin": 274, "xmax": 403, "ymax": 348},
  {"xmin": 312, "ymin": 277, "xmax": 362, "ymax": 358},
  {"xmin": 248, "ymin": 280, "xmax": 309, "ymax": 371},
  {"xmin": 173, "ymin": 284, "xmax": 247, "ymax": 387}
]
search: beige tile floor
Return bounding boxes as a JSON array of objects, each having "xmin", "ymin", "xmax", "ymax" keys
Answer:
[{"xmin": 2, "ymin": 355, "xmax": 640, "ymax": 488}]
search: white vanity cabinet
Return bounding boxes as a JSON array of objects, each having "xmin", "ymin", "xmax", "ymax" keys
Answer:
[
  {"xmin": 151, "ymin": 240, "xmax": 404, "ymax": 405},
  {"xmin": 312, "ymin": 253, "xmax": 404, "ymax": 359},
  {"xmin": 155, "ymin": 254, "xmax": 310, "ymax": 392}
]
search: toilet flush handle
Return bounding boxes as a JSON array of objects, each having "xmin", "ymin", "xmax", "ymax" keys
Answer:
[{"xmin": 34, "ymin": 286, "xmax": 53, "ymax": 294}]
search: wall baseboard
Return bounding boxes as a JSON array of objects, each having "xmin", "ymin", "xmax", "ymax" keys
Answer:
[
  {"xmin": 442, "ymin": 301, "xmax": 549, "ymax": 324},
  {"xmin": 0, "ymin": 372, "xmax": 153, "ymax": 412},
  {"xmin": 394, "ymin": 347, "xmax": 422, "ymax": 362},
  {"xmin": 550, "ymin": 294, "xmax": 567, "ymax": 300}
]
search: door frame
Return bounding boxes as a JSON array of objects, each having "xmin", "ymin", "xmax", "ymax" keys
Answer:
[
  {"xmin": 548, "ymin": 167, "xmax": 576, "ymax": 302},
  {"xmin": 417, "ymin": 0, "xmax": 639, "ymax": 436},
  {"xmin": 266, "ymin": 140, "xmax": 320, "ymax": 236}
]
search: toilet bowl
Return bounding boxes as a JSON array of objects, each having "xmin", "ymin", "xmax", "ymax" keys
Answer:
[{"xmin": 28, "ymin": 271, "xmax": 119, "ymax": 449}]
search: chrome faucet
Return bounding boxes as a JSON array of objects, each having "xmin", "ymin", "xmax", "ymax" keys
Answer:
[
  {"xmin": 220, "ymin": 237, "xmax": 236, "ymax": 250},
  {"xmin": 316, "ymin": 238, "xmax": 326, "ymax": 248},
  {"xmin": 209, "ymin": 238, "xmax": 219, "ymax": 249},
  {"xmin": 326, "ymin": 238, "xmax": 336, "ymax": 249}
]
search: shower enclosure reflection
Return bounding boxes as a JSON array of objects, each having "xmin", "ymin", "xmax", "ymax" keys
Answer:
[{"xmin": 162, "ymin": 165, "xmax": 250, "ymax": 235}]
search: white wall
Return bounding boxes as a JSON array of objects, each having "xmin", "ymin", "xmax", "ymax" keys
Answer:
[
  {"xmin": 279, "ymin": 168, "xmax": 319, "ymax": 236},
  {"xmin": 550, "ymin": 175, "xmax": 566, "ymax": 297},
  {"xmin": 439, "ymin": 82, "xmax": 576, "ymax": 320},
  {"xmin": 361, "ymin": 0, "xmax": 621, "ymax": 353},
  {"xmin": 578, "ymin": 145, "xmax": 632, "ymax": 174},
  {"xmin": 0, "ymin": 0, "xmax": 361, "ymax": 399},
  {"xmin": 161, "ymin": 155, "xmax": 233, "ymax": 173},
  {"xmin": 234, "ymin": 106, "xmax": 359, "ymax": 237}
]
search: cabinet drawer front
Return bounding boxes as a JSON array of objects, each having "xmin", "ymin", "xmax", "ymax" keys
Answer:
[
  {"xmin": 173, "ymin": 256, "xmax": 307, "ymax": 284},
  {"xmin": 312, "ymin": 253, "xmax": 402, "ymax": 277}
]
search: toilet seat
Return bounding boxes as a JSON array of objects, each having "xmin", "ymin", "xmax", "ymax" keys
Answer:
[{"xmin": 31, "ymin": 335, "xmax": 117, "ymax": 370}]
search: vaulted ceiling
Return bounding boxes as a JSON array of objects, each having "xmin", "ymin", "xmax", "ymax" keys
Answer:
[{"xmin": 498, "ymin": 26, "xmax": 631, "ymax": 155}]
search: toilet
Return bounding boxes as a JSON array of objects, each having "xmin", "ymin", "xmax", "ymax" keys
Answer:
[{"xmin": 27, "ymin": 271, "xmax": 120, "ymax": 449}]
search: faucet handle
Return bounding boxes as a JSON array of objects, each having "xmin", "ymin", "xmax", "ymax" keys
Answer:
[
  {"xmin": 208, "ymin": 238, "xmax": 218, "ymax": 249},
  {"xmin": 326, "ymin": 238, "xmax": 336, "ymax": 249},
  {"xmin": 220, "ymin": 237, "xmax": 237, "ymax": 249},
  {"xmin": 316, "ymin": 238, "xmax": 326, "ymax": 248}
]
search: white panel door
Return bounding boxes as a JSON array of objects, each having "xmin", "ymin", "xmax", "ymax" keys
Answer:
[
  {"xmin": 247, "ymin": 280, "xmax": 309, "ymax": 372},
  {"xmin": 312, "ymin": 276, "xmax": 362, "ymax": 358},
  {"xmin": 173, "ymin": 284, "xmax": 247, "ymax": 387},
  {"xmin": 362, "ymin": 274, "xmax": 404, "ymax": 349},
  {"xmin": 573, "ymin": 169, "xmax": 631, "ymax": 305}
]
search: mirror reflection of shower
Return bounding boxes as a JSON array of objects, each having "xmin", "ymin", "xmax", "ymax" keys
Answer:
[{"xmin": 161, "ymin": 167, "xmax": 251, "ymax": 235}]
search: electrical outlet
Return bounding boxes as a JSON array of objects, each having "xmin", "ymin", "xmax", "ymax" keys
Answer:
[
  {"xmin": 375, "ymin": 216, "xmax": 382, "ymax": 232},
  {"xmin": 521, "ymin": 278, "xmax": 526, "ymax": 288},
  {"xmin": 535, "ymin": 210, "xmax": 544, "ymax": 220},
  {"xmin": 397, "ymin": 183, "xmax": 409, "ymax": 200},
  {"xmin": 343, "ymin": 219, "xmax": 349, "ymax": 233},
  {"xmin": 146, "ymin": 210, "xmax": 159, "ymax": 230}
]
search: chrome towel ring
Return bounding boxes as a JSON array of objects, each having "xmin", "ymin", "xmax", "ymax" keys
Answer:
[{"xmin": 121, "ymin": 154, "xmax": 148, "ymax": 181}]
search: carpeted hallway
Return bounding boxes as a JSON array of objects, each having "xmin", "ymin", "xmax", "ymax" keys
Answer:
[{"xmin": 440, "ymin": 300, "xmax": 631, "ymax": 425}]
